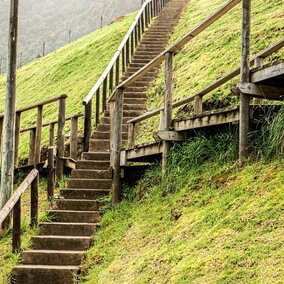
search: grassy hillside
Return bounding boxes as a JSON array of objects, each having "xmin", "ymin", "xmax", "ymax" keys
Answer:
[
  {"xmin": 0, "ymin": 13, "xmax": 135, "ymax": 159},
  {"xmin": 81, "ymin": 126, "xmax": 284, "ymax": 283},
  {"xmin": 136, "ymin": 0, "xmax": 284, "ymax": 144}
]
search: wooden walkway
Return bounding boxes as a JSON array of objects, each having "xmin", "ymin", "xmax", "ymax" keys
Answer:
[{"xmin": 121, "ymin": 61, "xmax": 284, "ymax": 165}]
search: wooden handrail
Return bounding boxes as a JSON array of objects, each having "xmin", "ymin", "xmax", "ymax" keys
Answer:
[
  {"xmin": 127, "ymin": 39, "xmax": 284, "ymax": 124},
  {"xmin": 0, "ymin": 94, "xmax": 67, "ymax": 118},
  {"xmin": 0, "ymin": 169, "xmax": 39, "ymax": 252},
  {"xmin": 110, "ymin": 0, "xmax": 242, "ymax": 98}
]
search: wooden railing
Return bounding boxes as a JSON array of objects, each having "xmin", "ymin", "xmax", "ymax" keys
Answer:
[
  {"xmin": 0, "ymin": 169, "xmax": 39, "ymax": 252},
  {"xmin": 108, "ymin": 0, "xmax": 284, "ymax": 203},
  {"xmin": 82, "ymin": 0, "xmax": 171, "ymax": 152},
  {"xmin": 0, "ymin": 95, "xmax": 83, "ymax": 178}
]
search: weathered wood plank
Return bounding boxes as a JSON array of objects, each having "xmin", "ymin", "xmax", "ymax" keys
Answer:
[
  {"xmin": 153, "ymin": 131, "xmax": 185, "ymax": 142},
  {"xmin": 251, "ymin": 62, "xmax": 284, "ymax": 84},
  {"xmin": 70, "ymin": 116, "xmax": 78, "ymax": 160}
]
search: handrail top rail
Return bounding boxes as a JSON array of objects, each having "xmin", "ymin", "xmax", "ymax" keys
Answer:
[
  {"xmin": 127, "ymin": 38, "xmax": 284, "ymax": 124},
  {"xmin": 0, "ymin": 169, "xmax": 38, "ymax": 225},
  {"xmin": 109, "ymin": 0, "xmax": 242, "ymax": 100},
  {"xmin": 83, "ymin": 0, "xmax": 153, "ymax": 106},
  {"xmin": 20, "ymin": 113, "xmax": 83, "ymax": 133},
  {"xmin": 0, "ymin": 94, "xmax": 68, "ymax": 119}
]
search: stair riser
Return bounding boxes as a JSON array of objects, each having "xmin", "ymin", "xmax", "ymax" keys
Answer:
[
  {"xmin": 76, "ymin": 161, "xmax": 110, "ymax": 170},
  {"xmin": 60, "ymin": 189, "xmax": 109, "ymax": 200},
  {"xmin": 32, "ymin": 238, "xmax": 91, "ymax": 251},
  {"xmin": 12, "ymin": 268, "xmax": 78, "ymax": 284},
  {"xmin": 71, "ymin": 170, "xmax": 111, "ymax": 179},
  {"xmin": 52, "ymin": 200, "xmax": 103, "ymax": 211},
  {"xmin": 50, "ymin": 211, "xmax": 101, "ymax": 223},
  {"xmin": 124, "ymin": 98, "xmax": 147, "ymax": 105},
  {"xmin": 22, "ymin": 252, "xmax": 84, "ymax": 266},
  {"xmin": 67, "ymin": 179, "xmax": 112, "ymax": 189},
  {"xmin": 39, "ymin": 223, "xmax": 97, "ymax": 236},
  {"xmin": 82, "ymin": 152, "xmax": 110, "ymax": 160},
  {"xmin": 93, "ymin": 132, "xmax": 128, "ymax": 140}
]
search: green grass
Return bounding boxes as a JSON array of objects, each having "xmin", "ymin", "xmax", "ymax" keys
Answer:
[
  {"xmin": 81, "ymin": 130, "xmax": 284, "ymax": 283},
  {"xmin": 0, "ymin": 178, "xmax": 49, "ymax": 284},
  {"xmin": 136, "ymin": 0, "xmax": 284, "ymax": 144},
  {"xmin": 0, "ymin": 13, "xmax": 135, "ymax": 159}
]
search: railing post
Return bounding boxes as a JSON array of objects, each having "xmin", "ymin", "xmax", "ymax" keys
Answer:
[
  {"xmin": 239, "ymin": 0, "xmax": 251, "ymax": 166},
  {"xmin": 95, "ymin": 89, "xmax": 100, "ymax": 126},
  {"xmin": 47, "ymin": 147, "xmax": 55, "ymax": 200},
  {"xmin": 162, "ymin": 52, "xmax": 174, "ymax": 175},
  {"xmin": 194, "ymin": 95, "xmax": 203, "ymax": 115},
  {"xmin": 102, "ymin": 78, "xmax": 107, "ymax": 112},
  {"xmin": 30, "ymin": 173, "xmax": 38, "ymax": 227},
  {"xmin": 14, "ymin": 111, "xmax": 21, "ymax": 167},
  {"xmin": 12, "ymin": 198, "xmax": 21, "ymax": 253},
  {"xmin": 28, "ymin": 128, "xmax": 36, "ymax": 165},
  {"xmin": 84, "ymin": 100, "xmax": 92, "ymax": 152},
  {"xmin": 111, "ymin": 88, "xmax": 123, "ymax": 205},
  {"xmin": 115, "ymin": 56, "xmax": 120, "ymax": 86},
  {"xmin": 131, "ymin": 32, "xmax": 135, "ymax": 56},
  {"xmin": 34, "ymin": 105, "xmax": 43, "ymax": 168},
  {"xmin": 128, "ymin": 122, "xmax": 135, "ymax": 148},
  {"xmin": 70, "ymin": 116, "xmax": 78, "ymax": 160},
  {"xmin": 49, "ymin": 123, "xmax": 54, "ymax": 147},
  {"xmin": 126, "ymin": 39, "xmax": 130, "ymax": 66},
  {"xmin": 56, "ymin": 96, "xmax": 66, "ymax": 179},
  {"xmin": 109, "ymin": 66, "xmax": 114, "ymax": 94}
]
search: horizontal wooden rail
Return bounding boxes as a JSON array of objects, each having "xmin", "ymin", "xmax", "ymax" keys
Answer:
[
  {"xmin": 127, "ymin": 38, "xmax": 284, "ymax": 124},
  {"xmin": 110, "ymin": 0, "xmax": 242, "ymax": 98},
  {"xmin": 0, "ymin": 169, "xmax": 39, "ymax": 252},
  {"xmin": 19, "ymin": 113, "xmax": 83, "ymax": 133}
]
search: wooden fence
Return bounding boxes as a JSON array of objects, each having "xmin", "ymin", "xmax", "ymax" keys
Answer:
[
  {"xmin": 82, "ymin": 0, "xmax": 171, "ymax": 152},
  {"xmin": 108, "ymin": 0, "xmax": 284, "ymax": 203},
  {"xmin": 0, "ymin": 95, "xmax": 83, "ymax": 179}
]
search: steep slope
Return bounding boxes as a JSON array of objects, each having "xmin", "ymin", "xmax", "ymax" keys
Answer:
[
  {"xmin": 136, "ymin": 0, "xmax": 284, "ymax": 143},
  {"xmin": 81, "ymin": 131, "xmax": 284, "ymax": 283}
]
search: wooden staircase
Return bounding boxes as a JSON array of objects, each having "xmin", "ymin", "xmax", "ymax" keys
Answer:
[{"xmin": 11, "ymin": 0, "xmax": 189, "ymax": 283}]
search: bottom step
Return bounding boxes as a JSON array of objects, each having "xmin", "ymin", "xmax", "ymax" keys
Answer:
[{"xmin": 11, "ymin": 265, "xmax": 79, "ymax": 284}]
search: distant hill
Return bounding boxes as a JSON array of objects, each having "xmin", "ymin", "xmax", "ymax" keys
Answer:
[{"xmin": 0, "ymin": 0, "xmax": 140, "ymax": 72}]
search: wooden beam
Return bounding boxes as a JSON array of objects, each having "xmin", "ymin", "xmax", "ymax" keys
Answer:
[
  {"xmin": 251, "ymin": 62, "xmax": 284, "ymax": 84},
  {"xmin": 153, "ymin": 131, "xmax": 185, "ymax": 142},
  {"xmin": 239, "ymin": 0, "xmax": 251, "ymax": 164}
]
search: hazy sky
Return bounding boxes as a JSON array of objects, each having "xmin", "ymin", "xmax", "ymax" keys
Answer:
[{"xmin": 0, "ymin": 0, "xmax": 140, "ymax": 68}]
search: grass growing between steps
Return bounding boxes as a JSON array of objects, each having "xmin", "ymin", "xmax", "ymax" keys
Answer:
[
  {"xmin": 0, "ymin": 178, "xmax": 50, "ymax": 284},
  {"xmin": 0, "ymin": 13, "xmax": 135, "ymax": 160},
  {"xmin": 136, "ymin": 0, "xmax": 284, "ymax": 144},
  {"xmin": 81, "ymin": 128, "xmax": 284, "ymax": 283}
]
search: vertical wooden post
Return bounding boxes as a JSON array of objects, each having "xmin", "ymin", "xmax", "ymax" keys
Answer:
[
  {"xmin": 14, "ymin": 111, "xmax": 21, "ymax": 167},
  {"xmin": 0, "ymin": 0, "xmax": 19, "ymax": 212},
  {"xmin": 84, "ymin": 101, "xmax": 92, "ymax": 152},
  {"xmin": 239, "ymin": 0, "xmax": 251, "ymax": 165},
  {"xmin": 34, "ymin": 105, "xmax": 43, "ymax": 168},
  {"xmin": 49, "ymin": 123, "xmax": 54, "ymax": 147},
  {"xmin": 12, "ymin": 198, "xmax": 21, "ymax": 252},
  {"xmin": 28, "ymin": 128, "xmax": 36, "ymax": 165},
  {"xmin": 122, "ymin": 47, "xmax": 126, "ymax": 73},
  {"xmin": 70, "ymin": 116, "xmax": 78, "ymax": 160},
  {"xmin": 194, "ymin": 95, "xmax": 203, "ymax": 115},
  {"xmin": 109, "ymin": 101, "xmax": 115, "ymax": 168},
  {"xmin": 162, "ymin": 52, "xmax": 174, "ymax": 175},
  {"xmin": 131, "ymin": 32, "xmax": 135, "ymax": 56},
  {"xmin": 30, "ymin": 173, "xmax": 38, "ymax": 227},
  {"xmin": 252, "ymin": 57, "xmax": 263, "ymax": 105},
  {"xmin": 42, "ymin": 41, "xmax": 45, "ymax": 57},
  {"xmin": 115, "ymin": 56, "xmax": 120, "ymax": 86},
  {"xmin": 95, "ymin": 89, "xmax": 100, "ymax": 127},
  {"xmin": 102, "ymin": 78, "xmax": 107, "ymax": 112},
  {"xmin": 126, "ymin": 39, "xmax": 130, "ymax": 67},
  {"xmin": 111, "ymin": 88, "xmax": 123, "ymax": 205},
  {"xmin": 109, "ymin": 66, "xmax": 114, "ymax": 93},
  {"xmin": 128, "ymin": 123, "xmax": 135, "ymax": 148},
  {"xmin": 47, "ymin": 147, "xmax": 55, "ymax": 200},
  {"xmin": 56, "ymin": 96, "xmax": 66, "ymax": 179}
]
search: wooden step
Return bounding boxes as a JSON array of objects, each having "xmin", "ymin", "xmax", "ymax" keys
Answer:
[
  {"xmin": 76, "ymin": 160, "xmax": 110, "ymax": 170},
  {"xmin": 22, "ymin": 250, "xmax": 84, "ymax": 266},
  {"xmin": 60, "ymin": 188, "xmax": 109, "ymax": 200},
  {"xmin": 32, "ymin": 235, "xmax": 92, "ymax": 251},
  {"xmin": 52, "ymin": 199, "xmax": 103, "ymax": 211},
  {"xmin": 67, "ymin": 178, "xmax": 112, "ymax": 189},
  {"xmin": 82, "ymin": 151, "xmax": 110, "ymax": 161},
  {"xmin": 12, "ymin": 265, "xmax": 79, "ymax": 284},
  {"xmin": 39, "ymin": 222, "xmax": 98, "ymax": 236},
  {"xmin": 49, "ymin": 210, "xmax": 101, "ymax": 223},
  {"xmin": 71, "ymin": 169, "xmax": 111, "ymax": 179}
]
